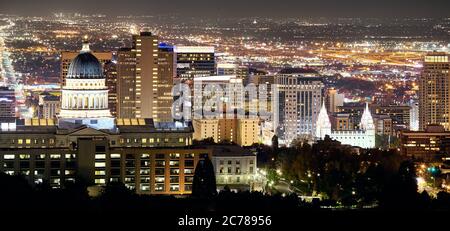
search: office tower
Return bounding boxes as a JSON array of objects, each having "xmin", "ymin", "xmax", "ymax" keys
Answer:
[
  {"xmin": 274, "ymin": 68, "xmax": 324, "ymax": 145},
  {"xmin": 41, "ymin": 95, "xmax": 60, "ymax": 119},
  {"xmin": 326, "ymin": 88, "xmax": 344, "ymax": 113},
  {"xmin": 104, "ymin": 60, "xmax": 118, "ymax": 117},
  {"xmin": 217, "ymin": 63, "xmax": 249, "ymax": 80},
  {"xmin": 133, "ymin": 32, "xmax": 159, "ymax": 119},
  {"xmin": 0, "ymin": 86, "xmax": 16, "ymax": 118},
  {"xmin": 117, "ymin": 48, "xmax": 136, "ymax": 118},
  {"xmin": 156, "ymin": 43, "xmax": 175, "ymax": 122},
  {"xmin": 60, "ymin": 42, "xmax": 112, "ymax": 86},
  {"xmin": 174, "ymin": 46, "xmax": 215, "ymax": 81},
  {"xmin": 419, "ymin": 52, "xmax": 450, "ymax": 130}
]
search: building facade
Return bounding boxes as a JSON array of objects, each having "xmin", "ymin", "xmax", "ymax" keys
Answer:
[
  {"xmin": 175, "ymin": 46, "xmax": 215, "ymax": 81},
  {"xmin": 400, "ymin": 125, "xmax": 450, "ymax": 162},
  {"xmin": 210, "ymin": 145, "xmax": 257, "ymax": 191},
  {"xmin": 193, "ymin": 117, "xmax": 260, "ymax": 146},
  {"xmin": 419, "ymin": 52, "xmax": 450, "ymax": 130},
  {"xmin": 0, "ymin": 86, "xmax": 16, "ymax": 118},
  {"xmin": 316, "ymin": 102, "xmax": 376, "ymax": 149},
  {"xmin": 274, "ymin": 68, "xmax": 324, "ymax": 145},
  {"xmin": 116, "ymin": 48, "xmax": 137, "ymax": 118}
]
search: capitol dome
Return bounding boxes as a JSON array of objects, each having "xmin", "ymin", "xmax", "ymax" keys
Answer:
[{"xmin": 66, "ymin": 38, "xmax": 103, "ymax": 79}]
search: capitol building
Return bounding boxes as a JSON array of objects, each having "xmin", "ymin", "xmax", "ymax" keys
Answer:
[
  {"xmin": 316, "ymin": 102, "xmax": 376, "ymax": 149},
  {"xmin": 58, "ymin": 39, "xmax": 115, "ymax": 130},
  {"xmin": 0, "ymin": 40, "xmax": 212, "ymax": 195}
]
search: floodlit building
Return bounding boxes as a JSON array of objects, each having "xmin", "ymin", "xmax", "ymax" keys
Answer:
[
  {"xmin": 210, "ymin": 145, "xmax": 257, "ymax": 191},
  {"xmin": 316, "ymin": 102, "xmax": 376, "ymax": 149}
]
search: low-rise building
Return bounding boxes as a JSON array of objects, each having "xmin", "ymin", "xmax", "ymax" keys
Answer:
[{"xmin": 209, "ymin": 145, "xmax": 257, "ymax": 191}]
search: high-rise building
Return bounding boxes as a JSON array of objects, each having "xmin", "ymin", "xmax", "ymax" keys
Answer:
[
  {"xmin": 116, "ymin": 48, "xmax": 136, "ymax": 118},
  {"xmin": 419, "ymin": 52, "xmax": 450, "ymax": 130},
  {"xmin": 156, "ymin": 43, "xmax": 175, "ymax": 122},
  {"xmin": 274, "ymin": 68, "xmax": 324, "ymax": 145},
  {"xmin": 104, "ymin": 60, "xmax": 118, "ymax": 117},
  {"xmin": 217, "ymin": 63, "xmax": 249, "ymax": 80},
  {"xmin": 326, "ymin": 88, "xmax": 344, "ymax": 113},
  {"xmin": 133, "ymin": 32, "xmax": 159, "ymax": 119},
  {"xmin": 0, "ymin": 87, "xmax": 16, "ymax": 118},
  {"xmin": 174, "ymin": 46, "xmax": 215, "ymax": 81}
]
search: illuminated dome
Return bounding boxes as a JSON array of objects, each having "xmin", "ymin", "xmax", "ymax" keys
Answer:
[
  {"xmin": 58, "ymin": 36, "xmax": 114, "ymax": 131},
  {"xmin": 67, "ymin": 52, "xmax": 103, "ymax": 79}
]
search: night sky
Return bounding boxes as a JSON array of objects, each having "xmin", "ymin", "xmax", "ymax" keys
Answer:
[{"xmin": 0, "ymin": 0, "xmax": 449, "ymax": 18}]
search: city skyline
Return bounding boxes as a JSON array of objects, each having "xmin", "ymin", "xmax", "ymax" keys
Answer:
[
  {"xmin": 0, "ymin": 2, "xmax": 450, "ymax": 225},
  {"xmin": 0, "ymin": 0, "xmax": 449, "ymax": 18}
]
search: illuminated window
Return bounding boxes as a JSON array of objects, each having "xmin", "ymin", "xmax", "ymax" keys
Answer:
[
  {"xmin": 18, "ymin": 139, "xmax": 23, "ymax": 144},
  {"xmin": 111, "ymin": 154, "xmax": 121, "ymax": 159},
  {"xmin": 19, "ymin": 154, "xmax": 30, "ymax": 159},
  {"xmin": 25, "ymin": 139, "xmax": 31, "ymax": 144},
  {"xmin": 95, "ymin": 154, "xmax": 106, "ymax": 160},
  {"xmin": 4, "ymin": 154, "xmax": 15, "ymax": 160},
  {"xmin": 95, "ymin": 170, "xmax": 106, "ymax": 175},
  {"xmin": 50, "ymin": 154, "xmax": 61, "ymax": 159},
  {"xmin": 95, "ymin": 179, "xmax": 106, "ymax": 184},
  {"xmin": 95, "ymin": 162, "xmax": 106, "ymax": 167}
]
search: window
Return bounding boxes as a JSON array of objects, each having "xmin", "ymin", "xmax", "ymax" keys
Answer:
[
  {"xmin": 4, "ymin": 154, "xmax": 15, "ymax": 159},
  {"xmin": 50, "ymin": 154, "xmax": 60, "ymax": 159},
  {"xmin": 95, "ymin": 162, "xmax": 106, "ymax": 167},
  {"xmin": 18, "ymin": 139, "xmax": 23, "ymax": 144},
  {"xmin": 185, "ymin": 160, "xmax": 194, "ymax": 167},
  {"xmin": 95, "ymin": 170, "xmax": 106, "ymax": 176},
  {"xmin": 95, "ymin": 154, "xmax": 106, "ymax": 160},
  {"xmin": 170, "ymin": 153, "xmax": 180, "ymax": 159},
  {"xmin": 111, "ymin": 154, "xmax": 121, "ymax": 159}
]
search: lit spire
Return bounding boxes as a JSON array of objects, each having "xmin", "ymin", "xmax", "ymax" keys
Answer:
[
  {"xmin": 360, "ymin": 102, "xmax": 374, "ymax": 130},
  {"xmin": 316, "ymin": 100, "xmax": 331, "ymax": 139},
  {"xmin": 81, "ymin": 35, "xmax": 90, "ymax": 53}
]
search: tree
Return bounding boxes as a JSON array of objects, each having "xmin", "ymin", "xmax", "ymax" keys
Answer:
[
  {"xmin": 192, "ymin": 156, "xmax": 217, "ymax": 198},
  {"xmin": 271, "ymin": 135, "xmax": 279, "ymax": 151}
]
